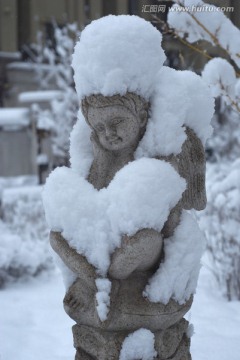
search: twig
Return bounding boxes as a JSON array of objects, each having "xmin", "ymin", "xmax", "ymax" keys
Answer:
[{"xmin": 220, "ymin": 82, "xmax": 240, "ymax": 113}]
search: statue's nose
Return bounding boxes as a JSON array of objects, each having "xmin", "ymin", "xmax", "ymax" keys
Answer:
[{"xmin": 105, "ymin": 126, "xmax": 116, "ymax": 138}]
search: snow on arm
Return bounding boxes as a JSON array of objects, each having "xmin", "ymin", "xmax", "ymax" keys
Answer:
[{"xmin": 144, "ymin": 211, "xmax": 205, "ymax": 305}]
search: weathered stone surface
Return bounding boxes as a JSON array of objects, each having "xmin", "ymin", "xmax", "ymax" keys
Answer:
[
  {"xmin": 109, "ymin": 228, "xmax": 163, "ymax": 279},
  {"xmin": 154, "ymin": 319, "xmax": 191, "ymax": 359}
]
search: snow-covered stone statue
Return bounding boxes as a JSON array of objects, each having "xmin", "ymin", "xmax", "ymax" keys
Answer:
[{"xmin": 43, "ymin": 15, "xmax": 214, "ymax": 360}]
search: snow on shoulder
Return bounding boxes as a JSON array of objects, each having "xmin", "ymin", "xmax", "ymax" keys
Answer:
[
  {"xmin": 72, "ymin": 15, "xmax": 166, "ymax": 100},
  {"xmin": 135, "ymin": 67, "xmax": 214, "ymax": 158}
]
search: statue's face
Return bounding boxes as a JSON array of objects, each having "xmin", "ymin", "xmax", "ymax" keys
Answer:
[{"xmin": 87, "ymin": 105, "xmax": 145, "ymax": 151}]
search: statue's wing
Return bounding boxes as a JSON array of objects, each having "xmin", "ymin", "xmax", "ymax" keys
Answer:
[{"xmin": 177, "ymin": 127, "xmax": 207, "ymax": 211}]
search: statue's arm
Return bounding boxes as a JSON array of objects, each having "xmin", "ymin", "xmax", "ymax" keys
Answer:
[
  {"xmin": 108, "ymin": 199, "xmax": 184, "ymax": 280},
  {"xmin": 108, "ymin": 228, "xmax": 163, "ymax": 280},
  {"xmin": 50, "ymin": 231, "xmax": 96, "ymax": 289}
]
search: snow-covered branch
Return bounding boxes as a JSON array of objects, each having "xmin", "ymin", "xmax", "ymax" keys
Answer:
[{"xmin": 168, "ymin": 0, "xmax": 240, "ymax": 69}]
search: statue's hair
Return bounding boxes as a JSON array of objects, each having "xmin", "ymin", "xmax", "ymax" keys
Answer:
[{"xmin": 81, "ymin": 92, "xmax": 149, "ymax": 120}]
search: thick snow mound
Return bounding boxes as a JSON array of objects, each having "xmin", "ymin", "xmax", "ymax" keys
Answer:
[
  {"xmin": 43, "ymin": 158, "xmax": 185, "ymax": 276},
  {"xmin": 72, "ymin": 15, "xmax": 166, "ymax": 100},
  {"xmin": 120, "ymin": 328, "xmax": 157, "ymax": 360},
  {"xmin": 136, "ymin": 67, "xmax": 214, "ymax": 157}
]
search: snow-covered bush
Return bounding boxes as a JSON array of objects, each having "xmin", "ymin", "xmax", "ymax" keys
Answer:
[
  {"xmin": 199, "ymin": 160, "xmax": 240, "ymax": 300},
  {"xmin": 0, "ymin": 186, "xmax": 52, "ymax": 286},
  {"xmin": 164, "ymin": 0, "xmax": 240, "ymax": 299},
  {"xmin": 29, "ymin": 23, "xmax": 79, "ymax": 165},
  {"xmin": 206, "ymin": 101, "xmax": 240, "ymax": 162}
]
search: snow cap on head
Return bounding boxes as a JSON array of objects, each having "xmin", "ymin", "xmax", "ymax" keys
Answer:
[{"xmin": 72, "ymin": 15, "xmax": 166, "ymax": 100}]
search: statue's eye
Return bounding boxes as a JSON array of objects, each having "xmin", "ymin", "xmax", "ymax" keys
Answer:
[
  {"xmin": 96, "ymin": 124, "xmax": 104, "ymax": 132},
  {"xmin": 112, "ymin": 118, "xmax": 123, "ymax": 126}
]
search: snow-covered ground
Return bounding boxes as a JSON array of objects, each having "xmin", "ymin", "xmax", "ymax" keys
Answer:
[
  {"xmin": 1, "ymin": 264, "xmax": 240, "ymax": 360},
  {"xmin": 190, "ymin": 265, "xmax": 240, "ymax": 360},
  {"xmin": 0, "ymin": 270, "xmax": 75, "ymax": 360}
]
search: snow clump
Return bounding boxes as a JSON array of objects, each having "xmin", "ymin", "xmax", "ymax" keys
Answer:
[
  {"xmin": 202, "ymin": 58, "xmax": 236, "ymax": 100},
  {"xmin": 95, "ymin": 278, "xmax": 112, "ymax": 321},
  {"xmin": 119, "ymin": 328, "xmax": 157, "ymax": 360}
]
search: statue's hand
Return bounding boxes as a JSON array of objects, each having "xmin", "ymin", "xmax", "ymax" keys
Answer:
[
  {"xmin": 90, "ymin": 131, "xmax": 113, "ymax": 164},
  {"xmin": 109, "ymin": 229, "xmax": 163, "ymax": 280}
]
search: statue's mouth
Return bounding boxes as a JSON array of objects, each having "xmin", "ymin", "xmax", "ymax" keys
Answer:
[{"xmin": 108, "ymin": 137, "xmax": 122, "ymax": 144}]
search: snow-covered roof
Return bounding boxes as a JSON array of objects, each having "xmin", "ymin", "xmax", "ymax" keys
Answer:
[{"xmin": 0, "ymin": 108, "xmax": 30, "ymax": 129}]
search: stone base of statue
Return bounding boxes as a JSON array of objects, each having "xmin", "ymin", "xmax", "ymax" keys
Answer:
[
  {"xmin": 63, "ymin": 271, "xmax": 192, "ymax": 360},
  {"xmin": 73, "ymin": 320, "xmax": 191, "ymax": 360}
]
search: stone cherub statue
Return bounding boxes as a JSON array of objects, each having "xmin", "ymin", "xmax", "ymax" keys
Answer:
[{"xmin": 43, "ymin": 15, "xmax": 214, "ymax": 360}]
